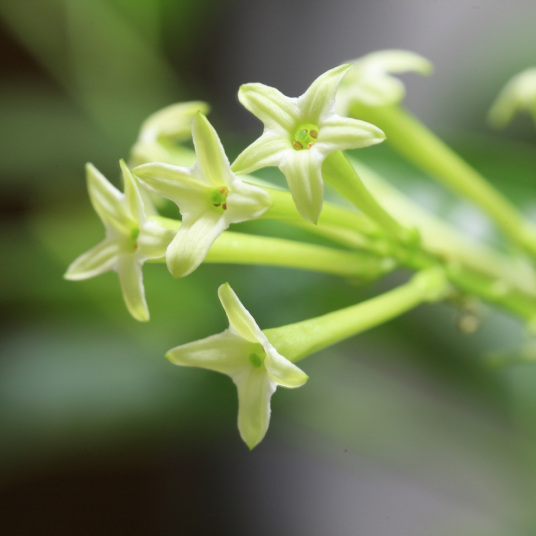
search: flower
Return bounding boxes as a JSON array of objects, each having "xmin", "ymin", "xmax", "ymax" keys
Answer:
[
  {"xmin": 336, "ymin": 49, "xmax": 433, "ymax": 111},
  {"xmin": 166, "ymin": 283, "xmax": 308, "ymax": 449},
  {"xmin": 488, "ymin": 68, "xmax": 536, "ymax": 128},
  {"xmin": 133, "ymin": 112, "xmax": 272, "ymax": 278},
  {"xmin": 64, "ymin": 160, "xmax": 175, "ymax": 321},
  {"xmin": 130, "ymin": 101, "xmax": 209, "ymax": 167},
  {"xmin": 232, "ymin": 64, "xmax": 385, "ymax": 224}
]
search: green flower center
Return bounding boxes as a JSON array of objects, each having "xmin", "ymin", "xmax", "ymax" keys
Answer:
[
  {"xmin": 211, "ymin": 186, "xmax": 230, "ymax": 210},
  {"xmin": 130, "ymin": 227, "xmax": 140, "ymax": 250},
  {"xmin": 292, "ymin": 123, "xmax": 319, "ymax": 151},
  {"xmin": 249, "ymin": 352, "xmax": 265, "ymax": 368}
]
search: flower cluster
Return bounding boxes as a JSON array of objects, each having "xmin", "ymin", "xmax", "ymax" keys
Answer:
[
  {"xmin": 66, "ymin": 50, "xmax": 536, "ymax": 449},
  {"xmin": 65, "ymin": 61, "xmax": 391, "ymax": 447}
]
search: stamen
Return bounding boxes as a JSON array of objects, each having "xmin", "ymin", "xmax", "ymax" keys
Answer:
[
  {"xmin": 292, "ymin": 123, "xmax": 319, "ymax": 150},
  {"xmin": 211, "ymin": 187, "xmax": 230, "ymax": 210},
  {"xmin": 130, "ymin": 227, "xmax": 140, "ymax": 250},
  {"xmin": 249, "ymin": 352, "xmax": 264, "ymax": 368}
]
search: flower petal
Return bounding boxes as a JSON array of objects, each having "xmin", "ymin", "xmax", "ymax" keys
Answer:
[
  {"xmin": 299, "ymin": 64, "xmax": 352, "ymax": 121},
  {"xmin": 238, "ymin": 83, "xmax": 299, "ymax": 131},
  {"xmin": 264, "ymin": 347, "xmax": 309, "ymax": 388},
  {"xmin": 166, "ymin": 210, "xmax": 227, "ymax": 278},
  {"xmin": 191, "ymin": 112, "xmax": 234, "ymax": 187},
  {"xmin": 346, "ymin": 76, "xmax": 406, "ymax": 107},
  {"xmin": 355, "ymin": 49, "xmax": 433, "ymax": 76},
  {"xmin": 225, "ymin": 178, "xmax": 272, "ymax": 224},
  {"xmin": 317, "ymin": 116, "xmax": 385, "ymax": 154},
  {"xmin": 488, "ymin": 68, "xmax": 536, "ymax": 128},
  {"xmin": 86, "ymin": 163, "xmax": 131, "ymax": 235},
  {"xmin": 120, "ymin": 159, "xmax": 144, "ymax": 223},
  {"xmin": 232, "ymin": 367, "xmax": 275, "ymax": 449},
  {"xmin": 64, "ymin": 239, "xmax": 120, "ymax": 280},
  {"xmin": 117, "ymin": 253, "xmax": 149, "ymax": 322},
  {"xmin": 166, "ymin": 329, "xmax": 251, "ymax": 375},
  {"xmin": 138, "ymin": 219, "xmax": 176, "ymax": 260},
  {"xmin": 280, "ymin": 151, "xmax": 324, "ymax": 224},
  {"xmin": 337, "ymin": 50, "xmax": 433, "ymax": 109},
  {"xmin": 133, "ymin": 162, "xmax": 211, "ymax": 217},
  {"xmin": 232, "ymin": 131, "xmax": 291, "ymax": 174},
  {"xmin": 137, "ymin": 101, "xmax": 209, "ymax": 144},
  {"xmin": 218, "ymin": 283, "xmax": 264, "ymax": 343}
]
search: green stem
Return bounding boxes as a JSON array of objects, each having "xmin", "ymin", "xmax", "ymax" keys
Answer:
[
  {"xmin": 264, "ymin": 268, "xmax": 449, "ymax": 362},
  {"xmin": 351, "ymin": 103, "xmax": 536, "ymax": 257},
  {"xmin": 322, "ymin": 151, "xmax": 412, "ymax": 241},
  {"xmin": 207, "ymin": 232, "xmax": 393, "ymax": 279},
  {"xmin": 264, "ymin": 186, "xmax": 377, "ymax": 232},
  {"xmin": 151, "ymin": 215, "xmax": 536, "ymax": 320},
  {"xmin": 445, "ymin": 264, "xmax": 536, "ymax": 321},
  {"xmin": 381, "ymin": 234, "xmax": 536, "ymax": 321},
  {"xmin": 149, "ymin": 216, "xmax": 394, "ymax": 280},
  {"xmin": 351, "ymin": 158, "xmax": 536, "ymax": 296}
]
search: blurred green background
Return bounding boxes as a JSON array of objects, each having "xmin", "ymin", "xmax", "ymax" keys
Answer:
[{"xmin": 2, "ymin": 1, "xmax": 536, "ymax": 534}]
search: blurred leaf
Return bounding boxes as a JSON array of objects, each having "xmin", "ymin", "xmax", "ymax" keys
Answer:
[{"xmin": 0, "ymin": 0, "xmax": 183, "ymax": 144}]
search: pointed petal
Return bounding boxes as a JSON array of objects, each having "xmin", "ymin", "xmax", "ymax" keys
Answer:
[
  {"xmin": 351, "ymin": 76, "xmax": 406, "ymax": 107},
  {"xmin": 488, "ymin": 68, "xmax": 536, "ymax": 128},
  {"xmin": 64, "ymin": 239, "xmax": 120, "ymax": 280},
  {"xmin": 232, "ymin": 367, "xmax": 275, "ymax": 449},
  {"xmin": 280, "ymin": 151, "xmax": 324, "ymax": 224},
  {"xmin": 86, "ymin": 163, "xmax": 131, "ymax": 235},
  {"xmin": 191, "ymin": 112, "xmax": 234, "ymax": 186},
  {"xmin": 166, "ymin": 211, "xmax": 227, "ymax": 278},
  {"xmin": 166, "ymin": 329, "xmax": 251, "ymax": 375},
  {"xmin": 138, "ymin": 101, "xmax": 209, "ymax": 144},
  {"xmin": 355, "ymin": 49, "xmax": 433, "ymax": 76},
  {"xmin": 238, "ymin": 83, "xmax": 299, "ymax": 131},
  {"xmin": 264, "ymin": 347, "xmax": 308, "ymax": 388},
  {"xmin": 316, "ymin": 116, "xmax": 385, "ymax": 154},
  {"xmin": 117, "ymin": 253, "xmax": 149, "ymax": 322},
  {"xmin": 133, "ymin": 162, "xmax": 210, "ymax": 216},
  {"xmin": 137, "ymin": 219, "xmax": 176, "ymax": 260},
  {"xmin": 232, "ymin": 131, "xmax": 291, "ymax": 174},
  {"xmin": 225, "ymin": 179, "xmax": 272, "ymax": 224},
  {"xmin": 218, "ymin": 283, "xmax": 264, "ymax": 343},
  {"xmin": 339, "ymin": 51, "xmax": 434, "ymax": 109},
  {"xmin": 120, "ymin": 159, "xmax": 143, "ymax": 222},
  {"xmin": 299, "ymin": 64, "xmax": 352, "ymax": 121}
]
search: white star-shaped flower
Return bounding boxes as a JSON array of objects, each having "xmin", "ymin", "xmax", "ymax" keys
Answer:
[
  {"xmin": 64, "ymin": 160, "xmax": 175, "ymax": 321},
  {"xmin": 166, "ymin": 283, "xmax": 308, "ymax": 449},
  {"xmin": 232, "ymin": 64, "xmax": 386, "ymax": 224},
  {"xmin": 133, "ymin": 112, "xmax": 272, "ymax": 278},
  {"xmin": 336, "ymin": 49, "xmax": 433, "ymax": 111}
]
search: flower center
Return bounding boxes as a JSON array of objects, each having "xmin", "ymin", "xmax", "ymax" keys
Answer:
[
  {"xmin": 249, "ymin": 352, "xmax": 265, "ymax": 368},
  {"xmin": 292, "ymin": 123, "xmax": 319, "ymax": 151},
  {"xmin": 211, "ymin": 186, "xmax": 230, "ymax": 210},
  {"xmin": 130, "ymin": 227, "xmax": 140, "ymax": 250}
]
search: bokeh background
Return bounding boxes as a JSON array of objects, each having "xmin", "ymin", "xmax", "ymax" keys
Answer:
[{"xmin": 2, "ymin": 1, "xmax": 536, "ymax": 534}]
